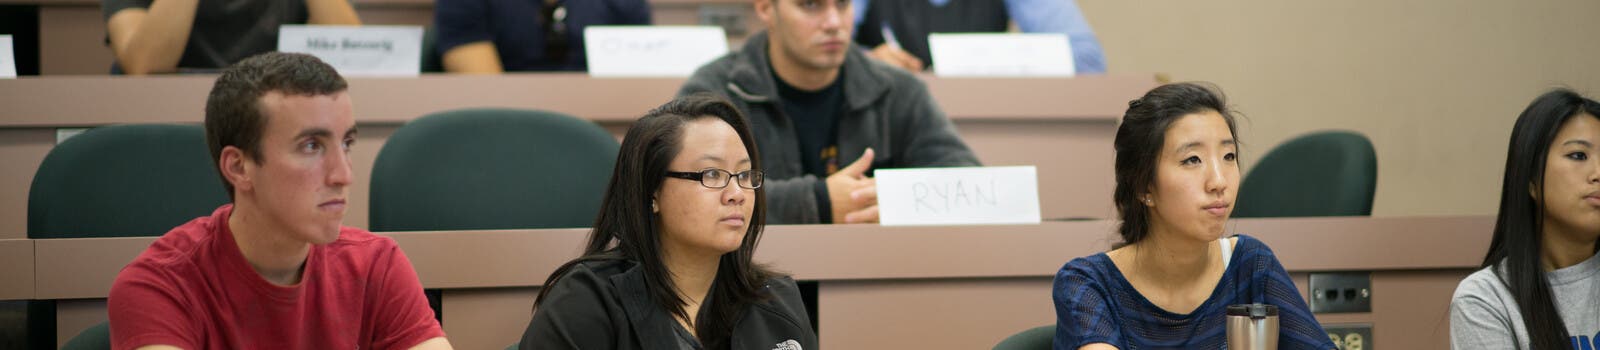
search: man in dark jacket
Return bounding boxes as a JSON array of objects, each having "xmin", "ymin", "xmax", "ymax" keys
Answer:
[{"xmin": 678, "ymin": 0, "xmax": 980, "ymax": 225}]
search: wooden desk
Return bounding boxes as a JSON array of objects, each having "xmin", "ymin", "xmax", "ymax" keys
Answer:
[
  {"xmin": 0, "ymin": 239, "xmax": 33, "ymax": 301},
  {"xmin": 0, "ymin": 74, "xmax": 1141, "ymax": 126},
  {"xmin": 0, "ymin": 74, "xmax": 1157, "ymax": 238},
  {"xmin": 21, "ymin": 216, "xmax": 1492, "ymax": 349}
]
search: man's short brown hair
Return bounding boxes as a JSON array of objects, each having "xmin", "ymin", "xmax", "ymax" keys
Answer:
[{"xmin": 204, "ymin": 52, "xmax": 348, "ymax": 199}]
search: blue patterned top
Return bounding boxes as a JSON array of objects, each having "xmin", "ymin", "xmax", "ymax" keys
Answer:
[{"xmin": 1052, "ymin": 235, "xmax": 1336, "ymax": 350}]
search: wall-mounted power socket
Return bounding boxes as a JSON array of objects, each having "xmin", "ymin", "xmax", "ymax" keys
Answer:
[
  {"xmin": 1309, "ymin": 272, "xmax": 1371, "ymax": 313},
  {"xmin": 1324, "ymin": 323, "xmax": 1374, "ymax": 350}
]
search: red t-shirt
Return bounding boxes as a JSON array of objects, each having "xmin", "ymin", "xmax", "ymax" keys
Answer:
[{"xmin": 108, "ymin": 205, "xmax": 445, "ymax": 350}]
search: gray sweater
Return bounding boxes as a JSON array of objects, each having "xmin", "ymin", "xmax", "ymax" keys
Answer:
[
  {"xmin": 677, "ymin": 31, "xmax": 980, "ymax": 224},
  {"xmin": 1449, "ymin": 251, "xmax": 1600, "ymax": 349}
]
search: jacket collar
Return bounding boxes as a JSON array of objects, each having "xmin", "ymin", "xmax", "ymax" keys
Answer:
[
  {"xmin": 725, "ymin": 31, "xmax": 892, "ymax": 112},
  {"xmin": 612, "ymin": 262, "xmax": 683, "ymax": 350}
]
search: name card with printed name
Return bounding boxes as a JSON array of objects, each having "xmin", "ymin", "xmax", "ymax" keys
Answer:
[
  {"xmin": 875, "ymin": 166, "xmax": 1041, "ymax": 226},
  {"xmin": 278, "ymin": 25, "xmax": 423, "ymax": 77},
  {"xmin": 0, "ymin": 35, "xmax": 16, "ymax": 78},
  {"xmin": 928, "ymin": 33, "xmax": 1074, "ymax": 78},
  {"xmin": 585, "ymin": 26, "xmax": 728, "ymax": 78}
]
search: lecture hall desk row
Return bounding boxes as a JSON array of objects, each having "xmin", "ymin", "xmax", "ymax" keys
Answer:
[
  {"xmin": 0, "ymin": 73, "xmax": 1158, "ymax": 238},
  {"xmin": 0, "ymin": 216, "xmax": 1490, "ymax": 349}
]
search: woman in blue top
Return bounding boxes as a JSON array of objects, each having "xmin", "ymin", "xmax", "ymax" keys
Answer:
[{"xmin": 1052, "ymin": 82, "xmax": 1335, "ymax": 349}]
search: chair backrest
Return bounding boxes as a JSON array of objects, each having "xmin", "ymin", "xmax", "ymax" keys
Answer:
[
  {"xmin": 370, "ymin": 108, "xmax": 620, "ymax": 231},
  {"xmin": 1233, "ymin": 130, "xmax": 1377, "ymax": 218},
  {"xmin": 60, "ymin": 321, "xmax": 110, "ymax": 350},
  {"xmin": 993, "ymin": 325, "xmax": 1054, "ymax": 350},
  {"xmin": 28, "ymin": 124, "xmax": 229, "ymax": 238},
  {"xmin": 421, "ymin": 26, "xmax": 444, "ymax": 73}
]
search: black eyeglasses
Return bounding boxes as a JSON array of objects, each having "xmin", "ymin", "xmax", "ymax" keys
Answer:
[{"xmin": 665, "ymin": 169, "xmax": 764, "ymax": 189}]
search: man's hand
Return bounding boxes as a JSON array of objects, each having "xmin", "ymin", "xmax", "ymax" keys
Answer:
[
  {"xmin": 866, "ymin": 44, "xmax": 924, "ymax": 72},
  {"xmin": 827, "ymin": 149, "xmax": 879, "ymax": 224}
]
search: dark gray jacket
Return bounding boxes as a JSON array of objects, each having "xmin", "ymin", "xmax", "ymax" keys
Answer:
[
  {"xmin": 678, "ymin": 31, "xmax": 980, "ymax": 224},
  {"xmin": 519, "ymin": 260, "xmax": 816, "ymax": 350}
]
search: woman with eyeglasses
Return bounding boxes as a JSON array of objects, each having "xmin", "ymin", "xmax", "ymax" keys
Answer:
[{"xmin": 519, "ymin": 93, "xmax": 816, "ymax": 350}]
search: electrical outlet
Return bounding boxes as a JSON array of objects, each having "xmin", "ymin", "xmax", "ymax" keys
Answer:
[
  {"xmin": 698, "ymin": 5, "xmax": 748, "ymax": 37},
  {"xmin": 1309, "ymin": 272, "xmax": 1371, "ymax": 313},
  {"xmin": 1324, "ymin": 323, "xmax": 1373, "ymax": 350}
]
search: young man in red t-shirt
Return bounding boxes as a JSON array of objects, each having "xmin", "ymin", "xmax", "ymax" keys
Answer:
[{"xmin": 107, "ymin": 52, "xmax": 453, "ymax": 350}]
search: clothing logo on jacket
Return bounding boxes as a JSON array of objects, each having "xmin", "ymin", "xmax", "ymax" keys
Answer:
[{"xmin": 772, "ymin": 339, "xmax": 802, "ymax": 350}]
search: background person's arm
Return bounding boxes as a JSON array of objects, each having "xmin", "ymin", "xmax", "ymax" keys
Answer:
[
  {"xmin": 1006, "ymin": 0, "xmax": 1105, "ymax": 74},
  {"xmin": 306, "ymin": 0, "xmax": 362, "ymax": 25},
  {"xmin": 442, "ymin": 42, "xmax": 504, "ymax": 74},
  {"xmin": 407, "ymin": 337, "xmax": 454, "ymax": 350},
  {"xmin": 104, "ymin": 0, "xmax": 198, "ymax": 75},
  {"xmin": 434, "ymin": 0, "xmax": 502, "ymax": 73},
  {"xmin": 866, "ymin": 42, "xmax": 923, "ymax": 72}
]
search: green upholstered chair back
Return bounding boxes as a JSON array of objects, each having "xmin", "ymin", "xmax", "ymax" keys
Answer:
[
  {"xmin": 421, "ymin": 26, "xmax": 444, "ymax": 73},
  {"xmin": 26, "ymin": 124, "xmax": 226, "ymax": 350},
  {"xmin": 993, "ymin": 325, "xmax": 1054, "ymax": 350},
  {"xmin": 370, "ymin": 108, "xmax": 619, "ymax": 231},
  {"xmin": 28, "ymin": 124, "xmax": 229, "ymax": 238},
  {"xmin": 1233, "ymin": 130, "xmax": 1377, "ymax": 218},
  {"xmin": 60, "ymin": 321, "xmax": 110, "ymax": 350}
]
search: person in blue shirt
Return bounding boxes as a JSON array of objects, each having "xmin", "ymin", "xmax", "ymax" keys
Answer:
[
  {"xmin": 850, "ymin": 0, "xmax": 1105, "ymax": 74},
  {"xmin": 433, "ymin": 0, "xmax": 651, "ymax": 73},
  {"xmin": 1052, "ymin": 82, "xmax": 1334, "ymax": 350}
]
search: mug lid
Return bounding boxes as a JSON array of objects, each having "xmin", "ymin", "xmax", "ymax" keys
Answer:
[{"xmin": 1226, "ymin": 304, "xmax": 1279, "ymax": 318}]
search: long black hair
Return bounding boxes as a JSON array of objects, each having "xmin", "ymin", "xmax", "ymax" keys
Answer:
[
  {"xmin": 534, "ymin": 93, "xmax": 775, "ymax": 349},
  {"xmin": 1112, "ymin": 82, "xmax": 1239, "ymax": 246},
  {"xmin": 1483, "ymin": 89, "xmax": 1600, "ymax": 349}
]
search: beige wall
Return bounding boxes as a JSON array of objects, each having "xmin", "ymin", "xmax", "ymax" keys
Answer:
[{"xmin": 1078, "ymin": 0, "xmax": 1600, "ymax": 216}]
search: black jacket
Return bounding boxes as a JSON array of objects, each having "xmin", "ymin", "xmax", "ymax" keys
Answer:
[
  {"xmin": 519, "ymin": 259, "xmax": 817, "ymax": 350},
  {"xmin": 678, "ymin": 31, "xmax": 981, "ymax": 225}
]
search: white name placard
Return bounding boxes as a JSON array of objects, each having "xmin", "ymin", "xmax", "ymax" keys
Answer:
[
  {"xmin": 875, "ymin": 166, "xmax": 1041, "ymax": 226},
  {"xmin": 585, "ymin": 26, "xmax": 728, "ymax": 78},
  {"xmin": 928, "ymin": 33, "xmax": 1074, "ymax": 78},
  {"xmin": 278, "ymin": 25, "xmax": 423, "ymax": 77},
  {"xmin": 0, "ymin": 35, "xmax": 16, "ymax": 78}
]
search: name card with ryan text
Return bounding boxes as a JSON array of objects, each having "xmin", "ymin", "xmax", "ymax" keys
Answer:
[
  {"xmin": 876, "ymin": 166, "xmax": 1041, "ymax": 226},
  {"xmin": 928, "ymin": 33, "xmax": 1074, "ymax": 78},
  {"xmin": 278, "ymin": 25, "xmax": 422, "ymax": 77},
  {"xmin": 585, "ymin": 26, "xmax": 728, "ymax": 78}
]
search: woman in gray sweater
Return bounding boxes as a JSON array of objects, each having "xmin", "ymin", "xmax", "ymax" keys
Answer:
[{"xmin": 1450, "ymin": 89, "xmax": 1600, "ymax": 349}]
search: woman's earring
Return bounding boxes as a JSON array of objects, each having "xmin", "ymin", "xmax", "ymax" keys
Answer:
[{"xmin": 651, "ymin": 200, "xmax": 659, "ymax": 213}]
